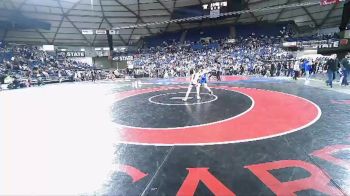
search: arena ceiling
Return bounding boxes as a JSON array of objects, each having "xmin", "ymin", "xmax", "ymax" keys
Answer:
[{"xmin": 0, "ymin": 0, "xmax": 345, "ymax": 46}]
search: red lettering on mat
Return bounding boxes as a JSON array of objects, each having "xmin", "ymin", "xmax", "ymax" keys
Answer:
[
  {"xmin": 245, "ymin": 160, "xmax": 343, "ymax": 196},
  {"xmin": 177, "ymin": 168, "xmax": 235, "ymax": 196}
]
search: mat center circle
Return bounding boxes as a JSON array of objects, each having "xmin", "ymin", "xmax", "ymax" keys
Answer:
[
  {"xmin": 148, "ymin": 92, "xmax": 218, "ymax": 106},
  {"xmin": 112, "ymin": 88, "xmax": 253, "ymax": 129}
]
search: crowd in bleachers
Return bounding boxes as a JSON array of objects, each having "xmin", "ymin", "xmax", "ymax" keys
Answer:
[
  {"xmin": 132, "ymin": 32, "xmax": 350, "ymax": 87},
  {"xmin": 0, "ymin": 41, "xmax": 107, "ymax": 90},
  {"xmin": 133, "ymin": 34, "xmax": 307, "ymax": 78},
  {"xmin": 284, "ymin": 33, "xmax": 338, "ymax": 42},
  {"xmin": 133, "ymin": 35, "xmax": 293, "ymax": 78},
  {"xmin": 1, "ymin": 29, "xmax": 349, "ymax": 90}
]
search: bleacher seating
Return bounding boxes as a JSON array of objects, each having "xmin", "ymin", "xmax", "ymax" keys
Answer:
[
  {"xmin": 186, "ymin": 25, "xmax": 230, "ymax": 42},
  {"xmin": 144, "ymin": 31, "xmax": 183, "ymax": 47}
]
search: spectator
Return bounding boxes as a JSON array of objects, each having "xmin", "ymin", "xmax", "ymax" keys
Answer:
[
  {"xmin": 293, "ymin": 60, "xmax": 300, "ymax": 80},
  {"xmin": 340, "ymin": 53, "xmax": 350, "ymax": 86},
  {"xmin": 303, "ymin": 59, "xmax": 312, "ymax": 85},
  {"xmin": 325, "ymin": 54, "xmax": 338, "ymax": 88}
]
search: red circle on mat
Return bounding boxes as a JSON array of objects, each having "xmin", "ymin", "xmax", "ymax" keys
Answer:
[{"xmin": 114, "ymin": 86, "xmax": 321, "ymax": 146}]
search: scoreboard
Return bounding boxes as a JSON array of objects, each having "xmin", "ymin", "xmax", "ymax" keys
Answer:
[
  {"xmin": 172, "ymin": 0, "xmax": 242, "ymax": 21},
  {"xmin": 203, "ymin": 1, "xmax": 228, "ymax": 18}
]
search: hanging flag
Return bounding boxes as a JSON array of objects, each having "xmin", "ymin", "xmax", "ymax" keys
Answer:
[{"xmin": 320, "ymin": 0, "xmax": 340, "ymax": 6}]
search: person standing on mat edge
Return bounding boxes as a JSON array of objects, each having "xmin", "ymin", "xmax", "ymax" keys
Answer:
[
  {"xmin": 303, "ymin": 59, "xmax": 312, "ymax": 85},
  {"xmin": 293, "ymin": 59, "xmax": 300, "ymax": 80}
]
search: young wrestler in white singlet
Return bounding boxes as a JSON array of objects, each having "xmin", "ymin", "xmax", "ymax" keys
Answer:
[{"xmin": 183, "ymin": 68, "xmax": 201, "ymax": 101}]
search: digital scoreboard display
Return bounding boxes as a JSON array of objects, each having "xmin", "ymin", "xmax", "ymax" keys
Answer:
[
  {"xmin": 203, "ymin": 1, "xmax": 228, "ymax": 18},
  {"xmin": 172, "ymin": 0, "xmax": 242, "ymax": 21}
]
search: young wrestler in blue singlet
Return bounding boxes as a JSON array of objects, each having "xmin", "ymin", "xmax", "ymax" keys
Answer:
[{"xmin": 199, "ymin": 68, "xmax": 214, "ymax": 96}]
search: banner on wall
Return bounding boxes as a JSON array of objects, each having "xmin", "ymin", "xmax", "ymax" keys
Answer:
[
  {"xmin": 57, "ymin": 51, "xmax": 85, "ymax": 58},
  {"xmin": 66, "ymin": 51, "xmax": 86, "ymax": 57},
  {"xmin": 282, "ymin": 42, "xmax": 297, "ymax": 47},
  {"xmin": 283, "ymin": 40, "xmax": 339, "ymax": 48},
  {"xmin": 340, "ymin": 39, "xmax": 349, "ymax": 46},
  {"xmin": 109, "ymin": 30, "xmax": 116, "ymax": 34},
  {"xmin": 82, "ymin": 29, "xmax": 94, "ymax": 35},
  {"xmin": 113, "ymin": 56, "xmax": 134, "ymax": 61},
  {"xmin": 56, "ymin": 51, "xmax": 66, "ymax": 61},
  {"xmin": 96, "ymin": 30, "xmax": 107, "ymax": 35}
]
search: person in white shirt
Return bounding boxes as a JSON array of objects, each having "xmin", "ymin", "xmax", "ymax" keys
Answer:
[
  {"xmin": 293, "ymin": 59, "xmax": 300, "ymax": 80},
  {"xmin": 164, "ymin": 70, "xmax": 169, "ymax": 79}
]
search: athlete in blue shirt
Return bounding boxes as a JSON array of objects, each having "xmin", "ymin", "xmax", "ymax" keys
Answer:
[{"xmin": 198, "ymin": 68, "xmax": 214, "ymax": 97}]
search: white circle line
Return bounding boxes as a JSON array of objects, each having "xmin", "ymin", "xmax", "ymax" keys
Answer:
[
  {"xmin": 114, "ymin": 87, "xmax": 255, "ymax": 130},
  {"xmin": 148, "ymin": 92, "xmax": 218, "ymax": 106}
]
